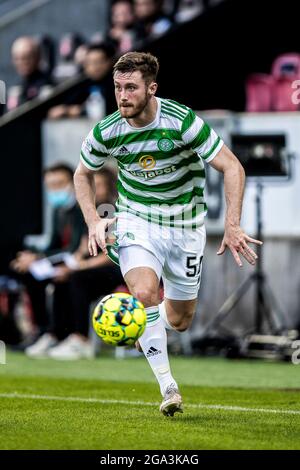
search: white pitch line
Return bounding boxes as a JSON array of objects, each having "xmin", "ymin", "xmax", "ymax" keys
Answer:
[{"xmin": 0, "ymin": 392, "xmax": 300, "ymax": 416}]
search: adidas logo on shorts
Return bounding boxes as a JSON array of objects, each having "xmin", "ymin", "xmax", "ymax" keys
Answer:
[{"xmin": 146, "ymin": 346, "xmax": 162, "ymax": 357}]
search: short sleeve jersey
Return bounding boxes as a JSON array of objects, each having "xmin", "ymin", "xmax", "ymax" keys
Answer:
[{"xmin": 80, "ymin": 97, "xmax": 224, "ymax": 228}]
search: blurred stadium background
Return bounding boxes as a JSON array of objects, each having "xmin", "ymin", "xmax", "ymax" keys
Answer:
[{"xmin": 0, "ymin": 0, "xmax": 300, "ymax": 450}]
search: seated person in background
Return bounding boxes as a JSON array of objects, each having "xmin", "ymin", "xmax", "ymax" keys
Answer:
[
  {"xmin": 133, "ymin": 0, "xmax": 172, "ymax": 42},
  {"xmin": 73, "ymin": 44, "xmax": 89, "ymax": 72},
  {"xmin": 7, "ymin": 36, "xmax": 53, "ymax": 112},
  {"xmin": 10, "ymin": 163, "xmax": 86, "ymax": 347},
  {"xmin": 25, "ymin": 166, "xmax": 124, "ymax": 360},
  {"xmin": 52, "ymin": 33, "xmax": 86, "ymax": 83},
  {"xmin": 107, "ymin": 0, "xmax": 136, "ymax": 54},
  {"xmin": 48, "ymin": 43, "xmax": 116, "ymax": 120}
]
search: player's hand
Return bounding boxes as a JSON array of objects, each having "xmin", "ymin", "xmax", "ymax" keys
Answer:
[
  {"xmin": 47, "ymin": 105, "xmax": 67, "ymax": 119},
  {"xmin": 88, "ymin": 218, "xmax": 116, "ymax": 257},
  {"xmin": 217, "ymin": 224, "xmax": 263, "ymax": 267}
]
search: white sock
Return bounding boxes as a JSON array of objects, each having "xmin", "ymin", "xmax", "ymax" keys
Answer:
[
  {"xmin": 138, "ymin": 306, "xmax": 178, "ymax": 396},
  {"xmin": 159, "ymin": 301, "xmax": 176, "ymax": 331}
]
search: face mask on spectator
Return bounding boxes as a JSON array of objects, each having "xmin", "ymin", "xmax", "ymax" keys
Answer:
[{"xmin": 46, "ymin": 187, "xmax": 76, "ymax": 208}]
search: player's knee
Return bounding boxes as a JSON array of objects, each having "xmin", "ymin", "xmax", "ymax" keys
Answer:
[
  {"xmin": 173, "ymin": 321, "xmax": 189, "ymax": 332},
  {"xmin": 176, "ymin": 326, "xmax": 188, "ymax": 332},
  {"xmin": 172, "ymin": 311, "xmax": 194, "ymax": 332},
  {"xmin": 132, "ymin": 287, "xmax": 160, "ymax": 308}
]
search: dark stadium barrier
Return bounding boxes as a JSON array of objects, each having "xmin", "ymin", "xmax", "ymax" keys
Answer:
[{"xmin": 0, "ymin": 75, "xmax": 85, "ymax": 272}]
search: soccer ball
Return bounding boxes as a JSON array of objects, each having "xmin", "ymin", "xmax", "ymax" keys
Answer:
[{"xmin": 92, "ymin": 292, "xmax": 146, "ymax": 346}]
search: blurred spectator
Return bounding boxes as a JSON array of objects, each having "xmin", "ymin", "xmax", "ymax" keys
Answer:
[
  {"xmin": 133, "ymin": 0, "xmax": 172, "ymax": 41},
  {"xmin": 26, "ymin": 167, "xmax": 124, "ymax": 360},
  {"xmin": 107, "ymin": 0, "xmax": 136, "ymax": 54},
  {"xmin": 74, "ymin": 44, "xmax": 89, "ymax": 71},
  {"xmin": 90, "ymin": 32, "xmax": 106, "ymax": 45},
  {"xmin": 39, "ymin": 35, "xmax": 56, "ymax": 77},
  {"xmin": 7, "ymin": 36, "xmax": 53, "ymax": 111},
  {"xmin": 48, "ymin": 42, "xmax": 116, "ymax": 120},
  {"xmin": 52, "ymin": 33, "xmax": 85, "ymax": 83},
  {"xmin": 10, "ymin": 163, "xmax": 86, "ymax": 348}
]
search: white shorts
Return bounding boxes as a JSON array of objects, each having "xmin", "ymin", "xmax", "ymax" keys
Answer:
[{"xmin": 114, "ymin": 212, "xmax": 206, "ymax": 301}]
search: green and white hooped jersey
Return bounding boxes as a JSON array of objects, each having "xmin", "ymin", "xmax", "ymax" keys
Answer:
[{"xmin": 80, "ymin": 97, "xmax": 224, "ymax": 228}]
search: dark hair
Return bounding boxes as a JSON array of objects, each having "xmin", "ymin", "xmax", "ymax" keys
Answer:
[
  {"xmin": 44, "ymin": 163, "xmax": 74, "ymax": 181},
  {"xmin": 113, "ymin": 51, "xmax": 159, "ymax": 84},
  {"xmin": 86, "ymin": 42, "xmax": 116, "ymax": 60}
]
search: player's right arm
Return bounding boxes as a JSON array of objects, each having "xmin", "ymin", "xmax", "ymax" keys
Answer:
[
  {"xmin": 74, "ymin": 162, "xmax": 114, "ymax": 257},
  {"xmin": 74, "ymin": 127, "xmax": 112, "ymax": 256}
]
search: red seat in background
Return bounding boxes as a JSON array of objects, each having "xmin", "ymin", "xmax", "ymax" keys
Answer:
[
  {"xmin": 246, "ymin": 74, "xmax": 274, "ymax": 112},
  {"xmin": 271, "ymin": 53, "xmax": 300, "ymax": 111}
]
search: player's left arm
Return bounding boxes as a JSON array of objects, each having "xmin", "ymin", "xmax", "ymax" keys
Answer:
[{"xmin": 209, "ymin": 144, "xmax": 263, "ymax": 267}]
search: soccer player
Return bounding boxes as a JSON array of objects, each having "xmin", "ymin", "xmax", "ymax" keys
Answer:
[{"xmin": 74, "ymin": 52, "xmax": 262, "ymax": 416}]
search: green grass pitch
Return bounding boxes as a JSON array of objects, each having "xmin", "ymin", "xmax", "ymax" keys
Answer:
[{"xmin": 0, "ymin": 351, "xmax": 300, "ymax": 449}]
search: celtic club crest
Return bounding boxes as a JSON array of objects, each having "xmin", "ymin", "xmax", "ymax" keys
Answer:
[{"xmin": 158, "ymin": 138, "xmax": 174, "ymax": 152}]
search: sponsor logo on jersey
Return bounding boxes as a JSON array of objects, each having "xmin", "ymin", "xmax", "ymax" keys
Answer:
[
  {"xmin": 139, "ymin": 155, "xmax": 156, "ymax": 169},
  {"xmin": 128, "ymin": 164, "xmax": 177, "ymax": 180},
  {"xmin": 158, "ymin": 137, "xmax": 174, "ymax": 152}
]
